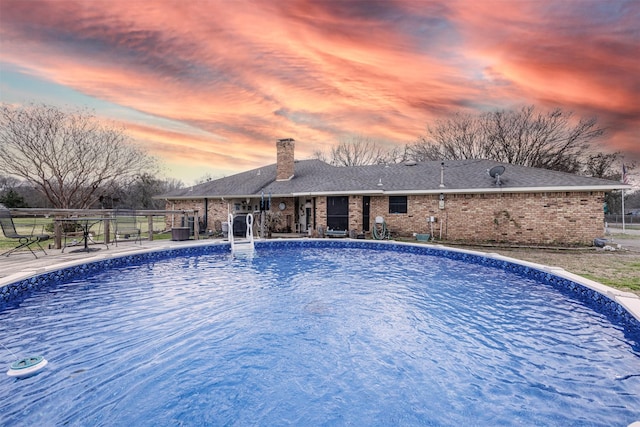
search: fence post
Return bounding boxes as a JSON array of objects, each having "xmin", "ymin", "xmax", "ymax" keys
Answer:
[
  {"xmin": 147, "ymin": 215, "xmax": 154, "ymax": 241},
  {"xmin": 104, "ymin": 216, "xmax": 111, "ymax": 244},
  {"xmin": 194, "ymin": 211, "xmax": 200, "ymax": 240}
]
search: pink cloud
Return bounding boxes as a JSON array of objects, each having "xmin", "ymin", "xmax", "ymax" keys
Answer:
[
  {"xmin": 1, "ymin": 0, "xmax": 638, "ymax": 184},
  {"xmin": 450, "ymin": 1, "xmax": 639, "ymax": 157}
]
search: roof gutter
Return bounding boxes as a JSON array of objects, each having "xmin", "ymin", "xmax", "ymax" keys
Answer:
[
  {"xmin": 159, "ymin": 184, "xmax": 629, "ymax": 200},
  {"xmin": 295, "ymin": 184, "xmax": 629, "ymax": 197},
  {"xmin": 383, "ymin": 184, "xmax": 631, "ymax": 195},
  {"xmin": 158, "ymin": 194, "xmax": 264, "ymax": 201},
  {"xmin": 291, "ymin": 190, "xmax": 385, "ymax": 197}
]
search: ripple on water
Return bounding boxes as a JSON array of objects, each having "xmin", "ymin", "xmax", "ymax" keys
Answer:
[{"xmin": 0, "ymin": 246, "xmax": 639, "ymax": 426}]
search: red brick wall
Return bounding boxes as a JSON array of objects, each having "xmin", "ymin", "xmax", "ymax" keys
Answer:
[
  {"xmin": 316, "ymin": 197, "xmax": 326, "ymax": 229},
  {"xmin": 269, "ymin": 197, "xmax": 295, "ymax": 232},
  {"xmin": 366, "ymin": 192, "xmax": 605, "ymax": 245},
  {"xmin": 276, "ymin": 139, "xmax": 295, "ymax": 181},
  {"xmin": 168, "ymin": 191, "xmax": 606, "ymax": 245},
  {"xmin": 349, "ymin": 195, "xmax": 363, "ymax": 231}
]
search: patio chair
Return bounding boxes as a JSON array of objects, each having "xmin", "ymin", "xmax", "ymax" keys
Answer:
[
  {"xmin": 0, "ymin": 203, "xmax": 50, "ymax": 258},
  {"xmin": 114, "ymin": 210, "xmax": 142, "ymax": 246}
]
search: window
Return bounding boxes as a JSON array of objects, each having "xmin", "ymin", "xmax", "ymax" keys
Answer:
[
  {"xmin": 389, "ymin": 196, "xmax": 407, "ymax": 214},
  {"xmin": 327, "ymin": 196, "xmax": 349, "ymax": 230}
]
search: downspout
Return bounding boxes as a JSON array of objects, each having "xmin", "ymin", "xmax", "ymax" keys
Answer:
[
  {"xmin": 203, "ymin": 198, "xmax": 209, "ymax": 231},
  {"xmin": 313, "ymin": 197, "xmax": 317, "ymax": 231}
]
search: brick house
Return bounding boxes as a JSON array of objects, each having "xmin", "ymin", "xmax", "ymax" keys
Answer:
[{"xmin": 159, "ymin": 138, "xmax": 629, "ymax": 245}]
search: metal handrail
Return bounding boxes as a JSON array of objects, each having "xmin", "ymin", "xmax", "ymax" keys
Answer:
[
  {"xmin": 246, "ymin": 213, "xmax": 254, "ymax": 245},
  {"xmin": 228, "ymin": 213, "xmax": 235, "ymax": 252},
  {"xmin": 228, "ymin": 212, "xmax": 255, "ymax": 255},
  {"xmin": 7, "ymin": 208, "xmax": 200, "ymax": 248}
]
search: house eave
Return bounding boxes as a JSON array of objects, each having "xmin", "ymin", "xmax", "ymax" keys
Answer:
[
  {"xmin": 291, "ymin": 190, "xmax": 385, "ymax": 197},
  {"xmin": 159, "ymin": 194, "xmax": 260, "ymax": 201},
  {"xmin": 159, "ymin": 184, "xmax": 629, "ymax": 200},
  {"xmin": 383, "ymin": 184, "xmax": 629, "ymax": 195}
]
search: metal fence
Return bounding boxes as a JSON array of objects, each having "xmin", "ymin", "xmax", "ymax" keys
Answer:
[
  {"xmin": 7, "ymin": 208, "xmax": 200, "ymax": 249},
  {"xmin": 605, "ymin": 214, "xmax": 640, "ymax": 225}
]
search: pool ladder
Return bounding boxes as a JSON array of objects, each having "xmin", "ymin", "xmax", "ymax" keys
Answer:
[{"xmin": 228, "ymin": 213, "xmax": 255, "ymax": 257}]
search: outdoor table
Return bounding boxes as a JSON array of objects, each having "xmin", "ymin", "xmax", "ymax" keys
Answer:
[{"xmin": 57, "ymin": 217, "xmax": 109, "ymax": 253}]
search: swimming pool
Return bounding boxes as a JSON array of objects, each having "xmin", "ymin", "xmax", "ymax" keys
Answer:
[{"xmin": 1, "ymin": 240, "xmax": 639, "ymax": 426}]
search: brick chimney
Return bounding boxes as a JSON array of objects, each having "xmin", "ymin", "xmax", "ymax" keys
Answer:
[{"xmin": 276, "ymin": 138, "xmax": 295, "ymax": 181}]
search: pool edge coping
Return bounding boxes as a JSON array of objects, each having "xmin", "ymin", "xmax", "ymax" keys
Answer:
[
  {"xmin": 1, "ymin": 238, "xmax": 639, "ymax": 323},
  {"xmin": 419, "ymin": 241, "xmax": 640, "ymax": 323}
]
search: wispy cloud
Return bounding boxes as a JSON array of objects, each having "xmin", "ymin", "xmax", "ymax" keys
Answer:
[{"xmin": 1, "ymin": 0, "xmax": 638, "ymax": 183}]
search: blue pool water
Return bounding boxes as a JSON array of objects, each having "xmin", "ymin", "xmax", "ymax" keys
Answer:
[{"xmin": 1, "ymin": 241, "xmax": 639, "ymax": 426}]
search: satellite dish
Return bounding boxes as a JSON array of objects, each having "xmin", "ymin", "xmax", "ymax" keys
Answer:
[
  {"xmin": 488, "ymin": 165, "xmax": 505, "ymax": 178},
  {"xmin": 488, "ymin": 165, "xmax": 506, "ymax": 186}
]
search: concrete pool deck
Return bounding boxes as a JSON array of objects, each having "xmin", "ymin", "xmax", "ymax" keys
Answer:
[
  {"xmin": 1, "ymin": 236, "xmax": 639, "ymax": 323},
  {"xmin": 0, "ymin": 238, "xmax": 220, "ymax": 283}
]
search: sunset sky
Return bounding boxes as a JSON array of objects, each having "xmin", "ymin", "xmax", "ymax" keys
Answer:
[{"xmin": 1, "ymin": 0, "xmax": 638, "ymax": 185}]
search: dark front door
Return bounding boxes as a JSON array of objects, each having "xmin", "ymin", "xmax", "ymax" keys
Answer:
[
  {"xmin": 326, "ymin": 196, "xmax": 349, "ymax": 231},
  {"xmin": 362, "ymin": 196, "xmax": 370, "ymax": 231}
]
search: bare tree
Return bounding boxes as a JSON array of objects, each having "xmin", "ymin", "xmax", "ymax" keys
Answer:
[
  {"xmin": 332, "ymin": 136, "xmax": 383, "ymax": 166},
  {"xmin": 584, "ymin": 152, "xmax": 621, "ymax": 179},
  {"xmin": 483, "ymin": 107, "xmax": 602, "ymax": 173},
  {"xmin": 116, "ymin": 174, "xmax": 184, "ymax": 210},
  {"xmin": 405, "ymin": 138, "xmax": 442, "ymax": 162},
  {"xmin": 383, "ymin": 145, "xmax": 410, "ymax": 164},
  {"xmin": 311, "ymin": 149, "xmax": 329, "ymax": 164},
  {"xmin": 425, "ymin": 112, "xmax": 489, "ymax": 160},
  {"xmin": 410, "ymin": 106, "xmax": 605, "ymax": 173},
  {"xmin": 316, "ymin": 135, "xmax": 399, "ymax": 166},
  {"xmin": 0, "ymin": 103, "xmax": 157, "ymax": 209}
]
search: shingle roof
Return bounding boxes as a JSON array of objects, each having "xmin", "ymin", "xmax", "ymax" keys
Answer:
[{"xmin": 159, "ymin": 158, "xmax": 628, "ymax": 200}]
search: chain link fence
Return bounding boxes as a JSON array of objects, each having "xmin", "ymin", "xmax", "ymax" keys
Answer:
[{"xmin": 605, "ymin": 214, "xmax": 640, "ymax": 225}]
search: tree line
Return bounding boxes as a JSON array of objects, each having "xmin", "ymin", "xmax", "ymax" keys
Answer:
[
  {"xmin": 0, "ymin": 171, "xmax": 183, "ymax": 210},
  {"xmin": 0, "ymin": 103, "xmax": 182, "ymax": 209},
  {"xmin": 1, "ymin": 102, "xmax": 636, "ymax": 212},
  {"xmin": 316, "ymin": 106, "xmax": 633, "ymax": 182}
]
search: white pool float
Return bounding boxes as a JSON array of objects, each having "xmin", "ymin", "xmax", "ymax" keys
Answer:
[{"xmin": 6, "ymin": 356, "xmax": 48, "ymax": 379}]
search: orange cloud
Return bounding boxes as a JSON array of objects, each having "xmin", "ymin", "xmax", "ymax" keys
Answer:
[{"xmin": 1, "ymin": 0, "xmax": 638, "ymax": 185}]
